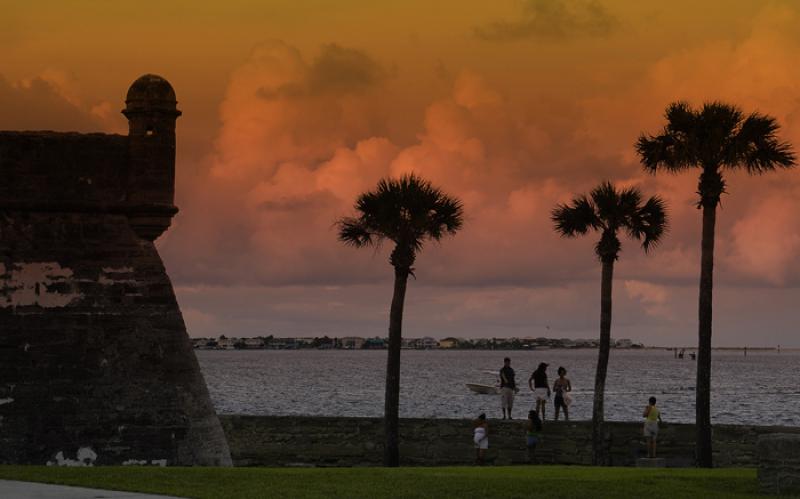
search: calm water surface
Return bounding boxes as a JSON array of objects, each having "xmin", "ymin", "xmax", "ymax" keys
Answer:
[{"xmin": 197, "ymin": 349, "xmax": 800, "ymax": 426}]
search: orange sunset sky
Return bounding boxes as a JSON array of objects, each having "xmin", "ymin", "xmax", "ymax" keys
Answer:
[{"xmin": 4, "ymin": 1, "xmax": 800, "ymax": 346}]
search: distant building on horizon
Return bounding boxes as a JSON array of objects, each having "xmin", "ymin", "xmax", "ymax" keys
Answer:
[
  {"xmin": 615, "ymin": 339, "xmax": 634, "ymax": 348},
  {"xmin": 364, "ymin": 337, "xmax": 386, "ymax": 349},
  {"xmin": 419, "ymin": 337, "xmax": 439, "ymax": 349},
  {"xmin": 340, "ymin": 336, "xmax": 366, "ymax": 349},
  {"xmin": 438, "ymin": 337, "xmax": 461, "ymax": 349}
]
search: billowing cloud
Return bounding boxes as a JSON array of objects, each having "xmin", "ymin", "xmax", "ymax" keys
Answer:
[
  {"xmin": 164, "ymin": 56, "xmax": 593, "ymax": 289},
  {"xmin": 624, "ymin": 280, "xmax": 672, "ymax": 319},
  {"xmin": 167, "ymin": 15, "xmax": 800, "ymax": 297},
  {"xmin": 209, "ymin": 40, "xmax": 389, "ymax": 181},
  {"xmin": 257, "ymin": 44, "xmax": 386, "ymax": 99},
  {"xmin": 727, "ymin": 197, "xmax": 800, "ymax": 285},
  {"xmin": 0, "ymin": 71, "xmax": 122, "ymax": 133},
  {"xmin": 0, "ymin": 75, "xmax": 97, "ymax": 131},
  {"xmin": 306, "ymin": 43, "xmax": 388, "ymax": 96},
  {"xmin": 577, "ymin": 5, "xmax": 800, "ymax": 163},
  {"xmin": 164, "ymin": 41, "xmax": 397, "ymax": 286},
  {"xmin": 475, "ymin": 0, "xmax": 618, "ymax": 42}
]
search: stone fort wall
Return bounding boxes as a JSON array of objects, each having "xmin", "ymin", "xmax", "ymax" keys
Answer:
[
  {"xmin": 220, "ymin": 415, "xmax": 800, "ymax": 467},
  {"xmin": 0, "ymin": 75, "xmax": 231, "ymax": 466}
]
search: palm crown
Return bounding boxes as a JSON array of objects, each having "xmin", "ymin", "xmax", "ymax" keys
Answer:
[
  {"xmin": 552, "ymin": 181, "xmax": 667, "ymax": 261},
  {"xmin": 337, "ymin": 174, "xmax": 464, "ymax": 270},
  {"xmin": 636, "ymin": 102, "xmax": 796, "ymax": 204}
]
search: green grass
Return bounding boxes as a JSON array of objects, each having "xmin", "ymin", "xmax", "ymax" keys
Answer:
[{"xmin": 0, "ymin": 465, "xmax": 790, "ymax": 499}]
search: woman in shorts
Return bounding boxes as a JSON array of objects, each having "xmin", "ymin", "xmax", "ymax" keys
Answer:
[{"xmin": 528, "ymin": 362, "xmax": 550, "ymax": 420}]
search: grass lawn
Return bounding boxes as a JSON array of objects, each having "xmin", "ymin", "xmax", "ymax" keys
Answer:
[{"xmin": 0, "ymin": 465, "xmax": 790, "ymax": 499}]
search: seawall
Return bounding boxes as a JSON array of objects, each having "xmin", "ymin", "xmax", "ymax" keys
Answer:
[{"xmin": 219, "ymin": 415, "xmax": 800, "ymax": 468}]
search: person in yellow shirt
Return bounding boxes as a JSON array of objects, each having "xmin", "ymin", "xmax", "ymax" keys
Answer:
[{"xmin": 643, "ymin": 396, "xmax": 663, "ymax": 458}]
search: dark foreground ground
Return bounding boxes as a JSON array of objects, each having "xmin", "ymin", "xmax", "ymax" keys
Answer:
[{"xmin": 0, "ymin": 465, "xmax": 794, "ymax": 499}]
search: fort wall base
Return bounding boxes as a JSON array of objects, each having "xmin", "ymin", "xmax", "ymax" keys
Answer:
[{"xmin": 219, "ymin": 415, "xmax": 800, "ymax": 468}]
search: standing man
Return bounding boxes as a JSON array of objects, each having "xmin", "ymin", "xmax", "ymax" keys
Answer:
[{"xmin": 500, "ymin": 357, "xmax": 518, "ymax": 419}]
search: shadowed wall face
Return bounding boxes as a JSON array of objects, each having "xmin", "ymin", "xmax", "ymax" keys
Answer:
[{"xmin": 0, "ymin": 75, "xmax": 231, "ymax": 466}]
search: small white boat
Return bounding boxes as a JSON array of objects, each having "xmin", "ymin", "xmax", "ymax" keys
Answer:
[{"xmin": 466, "ymin": 383, "xmax": 500, "ymax": 395}]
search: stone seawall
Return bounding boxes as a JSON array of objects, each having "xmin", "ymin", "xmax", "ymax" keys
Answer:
[{"xmin": 219, "ymin": 415, "xmax": 800, "ymax": 468}]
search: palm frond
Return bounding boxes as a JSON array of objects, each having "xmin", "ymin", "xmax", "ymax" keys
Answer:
[
  {"xmin": 336, "ymin": 217, "xmax": 379, "ymax": 248},
  {"xmin": 551, "ymin": 194, "xmax": 599, "ymax": 237},
  {"xmin": 699, "ymin": 101, "xmax": 743, "ymax": 145},
  {"xmin": 424, "ymin": 193, "xmax": 464, "ymax": 240},
  {"xmin": 636, "ymin": 101, "xmax": 697, "ymax": 173},
  {"xmin": 664, "ymin": 101, "xmax": 695, "ymax": 134},
  {"xmin": 726, "ymin": 112, "xmax": 796, "ymax": 173},
  {"xmin": 617, "ymin": 185, "xmax": 643, "ymax": 226},
  {"xmin": 636, "ymin": 134, "xmax": 678, "ymax": 172},
  {"xmin": 337, "ymin": 173, "xmax": 464, "ymax": 267},
  {"xmin": 590, "ymin": 181, "xmax": 621, "ymax": 226},
  {"xmin": 624, "ymin": 196, "xmax": 668, "ymax": 253}
]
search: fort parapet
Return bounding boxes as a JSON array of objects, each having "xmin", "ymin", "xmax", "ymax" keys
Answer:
[{"xmin": 0, "ymin": 75, "xmax": 231, "ymax": 466}]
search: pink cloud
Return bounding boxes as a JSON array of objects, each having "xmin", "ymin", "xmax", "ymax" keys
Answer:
[
  {"xmin": 0, "ymin": 71, "xmax": 121, "ymax": 132},
  {"xmin": 624, "ymin": 280, "xmax": 673, "ymax": 320},
  {"xmin": 727, "ymin": 197, "xmax": 800, "ymax": 285}
]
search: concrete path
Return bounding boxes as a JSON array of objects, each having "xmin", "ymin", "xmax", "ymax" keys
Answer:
[{"xmin": 0, "ymin": 480, "xmax": 186, "ymax": 499}]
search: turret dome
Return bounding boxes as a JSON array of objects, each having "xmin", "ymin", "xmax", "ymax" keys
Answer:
[{"xmin": 124, "ymin": 74, "xmax": 179, "ymax": 116}]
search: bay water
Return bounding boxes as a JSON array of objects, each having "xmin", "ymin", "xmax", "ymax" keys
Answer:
[{"xmin": 197, "ymin": 349, "xmax": 800, "ymax": 426}]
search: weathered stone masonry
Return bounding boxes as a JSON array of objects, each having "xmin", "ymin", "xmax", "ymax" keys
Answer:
[
  {"xmin": 0, "ymin": 75, "xmax": 231, "ymax": 466},
  {"xmin": 220, "ymin": 415, "xmax": 800, "ymax": 468}
]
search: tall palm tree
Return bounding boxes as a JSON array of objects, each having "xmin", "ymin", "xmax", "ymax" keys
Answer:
[
  {"xmin": 552, "ymin": 181, "xmax": 667, "ymax": 465},
  {"xmin": 636, "ymin": 102, "xmax": 795, "ymax": 467},
  {"xmin": 337, "ymin": 174, "xmax": 464, "ymax": 467}
]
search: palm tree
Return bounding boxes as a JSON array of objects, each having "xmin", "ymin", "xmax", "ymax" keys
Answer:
[
  {"xmin": 552, "ymin": 181, "xmax": 667, "ymax": 465},
  {"xmin": 337, "ymin": 174, "xmax": 464, "ymax": 467},
  {"xmin": 636, "ymin": 102, "xmax": 795, "ymax": 467}
]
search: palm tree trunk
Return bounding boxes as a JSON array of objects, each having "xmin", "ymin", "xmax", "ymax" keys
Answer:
[
  {"xmin": 696, "ymin": 202, "xmax": 716, "ymax": 468},
  {"xmin": 384, "ymin": 266, "xmax": 408, "ymax": 467},
  {"xmin": 592, "ymin": 258, "xmax": 614, "ymax": 466}
]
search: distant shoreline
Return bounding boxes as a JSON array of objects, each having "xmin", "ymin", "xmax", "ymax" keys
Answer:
[
  {"xmin": 649, "ymin": 346, "xmax": 797, "ymax": 351},
  {"xmin": 194, "ymin": 336, "xmax": 796, "ymax": 351}
]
